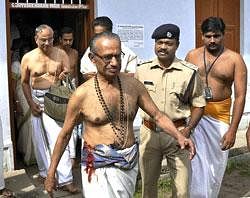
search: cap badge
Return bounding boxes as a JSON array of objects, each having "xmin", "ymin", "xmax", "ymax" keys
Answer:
[{"xmin": 166, "ymin": 32, "xmax": 172, "ymax": 38}]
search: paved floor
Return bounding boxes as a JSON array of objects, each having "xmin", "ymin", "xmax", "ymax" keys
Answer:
[{"xmin": 4, "ymin": 163, "xmax": 83, "ymax": 197}]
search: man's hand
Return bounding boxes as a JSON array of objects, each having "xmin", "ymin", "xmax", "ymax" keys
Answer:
[
  {"xmin": 220, "ymin": 129, "xmax": 236, "ymax": 151},
  {"xmin": 44, "ymin": 175, "xmax": 57, "ymax": 198},
  {"xmin": 177, "ymin": 135, "xmax": 196, "ymax": 160},
  {"xmin": 30, "ymin": 102, "xmax": 42, "ymax": 117},
  {"xmin": 246, "ymin": 125, "xmax": 250, "ymax": 151},
  {"xmin": 59, "ymin": 71, "xmax": 68, "ymax": 80}
]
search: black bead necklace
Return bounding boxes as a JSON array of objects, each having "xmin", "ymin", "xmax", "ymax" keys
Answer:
[{"xmin": 94, "ymin": 74, "xmax": 127, "ymax": 148}]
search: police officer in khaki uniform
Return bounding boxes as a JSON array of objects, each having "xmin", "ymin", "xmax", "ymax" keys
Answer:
[{"xmin": 135, "ymin": 24, "xmax": 206, "ymax": 198}]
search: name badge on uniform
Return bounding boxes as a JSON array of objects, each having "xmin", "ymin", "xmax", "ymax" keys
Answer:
[{"xmin": 144, "ymin": 81, "xmax": 154, "ymax": 85}]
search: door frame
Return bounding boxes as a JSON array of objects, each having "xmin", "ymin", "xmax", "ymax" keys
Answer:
[{"xmin": 6, "ymin": 0, "xmax": 94, "ymax": 168}]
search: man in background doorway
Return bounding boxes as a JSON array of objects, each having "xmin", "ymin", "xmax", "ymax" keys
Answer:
[
  {"xmin": 57, "ymin": 26, "xmax": 81, "ymax": 167},
  {"xmin": 57, "ymin": 26, "xmax": 79, "ymax": 88},
  {"xmin": 80, "ymin": 16, "xmax": 138, "ymax": 81}
]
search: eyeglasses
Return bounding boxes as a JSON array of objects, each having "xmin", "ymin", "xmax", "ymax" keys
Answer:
[
  {"xmin": 93, "ymin": 51, "xmax": 125, "ymax": 63},
  {"xmin": 38, "ymin": 37, "xmax": 54, "ymax": 44}
]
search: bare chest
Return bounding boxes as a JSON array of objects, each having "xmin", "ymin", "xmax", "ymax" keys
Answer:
[
  {"xmin": 82, "ymin": 86, "xmax": 138, "ymax": 125},
  {"xmin": 30, "ymin": 56, "xmax": 62, "ymax": 77},
  {"xmin": 198, "ymin": 57, "xmax": 235, "ymax": 83}
]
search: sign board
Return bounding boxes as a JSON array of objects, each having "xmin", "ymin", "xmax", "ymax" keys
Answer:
[
  {"xmin": 117, "ymin": 24, "xmax": 144, "ymax": 48},
  {"xmin": 10, "ymin": 3, "xmax": 88, "ymax": 9}
]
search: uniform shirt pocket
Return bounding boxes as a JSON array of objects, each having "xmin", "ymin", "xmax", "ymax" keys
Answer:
[
  {"xmin": 169, "ymin": 86, "xmax": 185, "ymax": 106},
  {"xmin": 144, "ymin": 81, "xmax": 156, "ymax": 92}
]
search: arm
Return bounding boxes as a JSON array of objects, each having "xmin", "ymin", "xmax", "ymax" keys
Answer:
[
  {"xmin": 20, "ymin": 55, "xmax": 42, "ymax": 116},
  {"xmin": 73, "ymin": 50, "xmax": 79, "ymax": 86},
  {"xmin": 122, "ymin": 46, "xmax": 138, "ymax": 74},
  {"xmin": 181, "ymin": 71, "xmax": 205, "ymax": 137},
  {"xmin": 45, "ymin": 90, "xmax": 82, "ymax": 195},
  {"xmin": 221, "ymin": 54, "xmax": 247, "ymax": 150},
  {"xmin": 121, "ymin": 54, "xmax": 137, "ymax": 77},
  {"xmin": 58, "ymin": 50, "xmax": 70, "ymax": 80},
  {"xmin": 181, "ymin": 107, "xmax": 204, "ymax": 137},
  {"xmin": 136, "ymin": 80, "xmax": 195, "ymax": 158}
]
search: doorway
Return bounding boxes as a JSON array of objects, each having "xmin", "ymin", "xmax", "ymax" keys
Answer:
[
  {"xmin": 195, "ymin": 0, "xmax": 240, "ymax": 52},
  {"xmin": 7, "ymin": 1, "xmax": 94, "ymax": 168}
]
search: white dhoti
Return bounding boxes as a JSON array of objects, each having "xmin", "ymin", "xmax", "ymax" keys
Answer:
[
  {"xmin": 0, "ymin": 116, "xmax": 5, "ymax": 190},
  {"xmin": 81, "ymin": 164, "xmax": 138, "ymax": 198},
  {"xmin": 190, "ymin": 115, "xmax": 229, "ymax": 198},
  {"xmin": 81, "ymin": 143, "xmax": 138, "ymax": 198},
  {"xmin": 31, "ymin": 89, "xmax": 74, "ymax": 186}
]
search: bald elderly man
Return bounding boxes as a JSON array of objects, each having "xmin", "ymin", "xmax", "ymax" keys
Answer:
[
  {"xmin": 45, "ymin": 31, "xmax": 196, "ymax": 198},
  {"xmin": 135, "ymin": 24, "xmax": 206, "ymax": 198}
]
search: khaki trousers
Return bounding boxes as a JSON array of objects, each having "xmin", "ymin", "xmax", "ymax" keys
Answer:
[{"xmin": 139, "ymin": 125, "xmax": 190, "ymax": 198}]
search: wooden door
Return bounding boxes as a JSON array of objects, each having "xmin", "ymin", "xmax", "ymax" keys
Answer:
[{"xmin": 195, "ymin": 0, "xmax": 240, "ymax": 52}]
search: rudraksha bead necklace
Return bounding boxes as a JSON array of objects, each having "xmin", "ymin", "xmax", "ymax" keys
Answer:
[{"xmin": 94, "ymin": 74, "xmax": 127, "ymax": 148}]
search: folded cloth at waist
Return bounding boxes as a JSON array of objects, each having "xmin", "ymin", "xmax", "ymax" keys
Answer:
[
  {"xmin": 143, "ymin": 118, "xmax": 186, "ymax": 132},
  {"xmin": 82, "ymin": 142, "xmax": 138, "ymax": 182},
  {"xmin": 204, "ymin": 97, "xmax": 231, "ymax": 125},
  {"xmin": 31, "ymin": 89, "xmax": 49, "ymax": 109}
]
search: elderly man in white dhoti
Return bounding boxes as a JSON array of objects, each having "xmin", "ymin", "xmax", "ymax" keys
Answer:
[
  {"xmin": 45, "ymin": 31, "xmax": 196, "ymax": 198},
  {"xmin": 21, "ymin": 24, "xmax": 78, "ymax": 193}
]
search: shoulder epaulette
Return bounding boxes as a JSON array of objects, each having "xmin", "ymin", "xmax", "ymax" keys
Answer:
[
  {"xmin": 180, "ymin": 60, "xmax": 198, "ymax": 71},
  {"xmin": 137, "ymin": 60, "xmax": 153, "ymax": 67}
]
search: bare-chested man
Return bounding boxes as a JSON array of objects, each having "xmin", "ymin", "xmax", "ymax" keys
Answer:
[
  {"xmin": 185, "ymin": 17, "xmax": 247, "ymax": 197},
  {"xmin": 44, "ymin": 31, "xmax": 195, "ymax": 198},
  {"xmin": 57, "ymin": 26, "xmax": 79, "ymax": 87},
  {"xmin": 57, "ymin": 27, "xmax": 79, "ymax": 167},
  {"xmin": 21, "ymin": 24, "xmax": 78, "ymax": 193}
]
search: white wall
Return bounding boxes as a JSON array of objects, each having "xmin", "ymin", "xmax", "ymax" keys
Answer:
[
  {"xmin": 0, "ymin": 1, "xmax": 14, "ymax": 171},
  {"xmin": 95, "ymin": 0, "xmax": 196, "ymax": 62},
  {"xmin": 242, "ymin": 0, "xmax": 250, "ymax": 113},
  {"xmin": 238, "ymin": 0, "xmax": 250, "ymax": 129}
]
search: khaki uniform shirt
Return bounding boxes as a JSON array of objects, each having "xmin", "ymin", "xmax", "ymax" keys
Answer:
[{"xmin": 135, "ymin": 57, "xmax": 206, "ymax": 121}]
